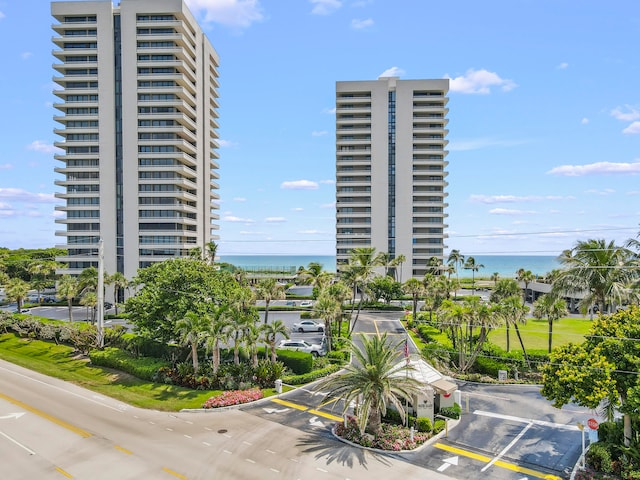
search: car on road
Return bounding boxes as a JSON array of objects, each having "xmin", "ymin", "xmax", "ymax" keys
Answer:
[
  {"xmin": 278, "ymin": 339, "xmax": 325, "ymax": 357},
  {"xmin": 299, "ymin": 300, "xmax": 313, "ymax": 307},
  {"xmin": 292, "ymin": 320, "xmax": 324, "ymax": 333}
]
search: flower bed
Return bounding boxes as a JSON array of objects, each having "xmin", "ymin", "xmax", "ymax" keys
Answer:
[
  {"xmin": 202, "ymin": 388, "xmax": 264, "ymax": 408},
  {"xmin": 335, "ymin": 416, "xmax": 431, "ymax": 451}
]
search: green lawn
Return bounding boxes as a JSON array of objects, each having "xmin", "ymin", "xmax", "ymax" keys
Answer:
[
  {"xmin": 0, "ymin": 334, "xmax": 222, "ymax": 411},
  {"xmin": 488, "ymin": 316, "xmax": 593, "ymax": 351}
]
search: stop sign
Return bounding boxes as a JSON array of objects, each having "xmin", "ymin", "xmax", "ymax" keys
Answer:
[{"xmin": 587, "ymin": 418, "xmax": 599, "ymax": 430}]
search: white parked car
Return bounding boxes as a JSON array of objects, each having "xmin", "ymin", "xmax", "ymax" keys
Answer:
[
  {"xmin": 292, "ymin": 320, "xmax": 324, "ymax": 333},
  {"xmin": 299, "ymin": 300, "xmax": 313, "ymax": 307},
  {"xmin": 278, "ymin": 339, "xmax": 325, "ymax": 357}
]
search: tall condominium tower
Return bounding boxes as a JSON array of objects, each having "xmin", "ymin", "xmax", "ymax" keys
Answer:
[
  {"xmin": 52, "ymin": 0, "xmax": 220, "ymax": 287},
  {"xmin": 336, "ymin": 77, "xmax": 449, "ymax": 282}
]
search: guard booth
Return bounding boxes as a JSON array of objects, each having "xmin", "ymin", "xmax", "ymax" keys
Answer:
[{"xmin": 393, "ymin": 358, "xmax": 458, "ymax": 424}]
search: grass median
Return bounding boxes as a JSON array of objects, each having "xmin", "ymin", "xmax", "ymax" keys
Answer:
[{"xmin": 0, "ymin": 333, "xmax": 223, "ymax": 411}]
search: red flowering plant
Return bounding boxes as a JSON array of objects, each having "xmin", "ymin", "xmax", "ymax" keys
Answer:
[
  {"xmin": 335, "ymin": 415, "xmax": 431, "ymax": 451},
  {"xmin": 202, "ymin": 388, "xmax": 264, "ymax": 408}
]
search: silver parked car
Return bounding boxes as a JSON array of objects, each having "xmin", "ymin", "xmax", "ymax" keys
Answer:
[
  {"xmin": 277, "ymin": 339, "xmax": 325, "ymax": 357},
  {"xmin": 292, "ymin": 320, "xmax": 324, "ymax": 333}
]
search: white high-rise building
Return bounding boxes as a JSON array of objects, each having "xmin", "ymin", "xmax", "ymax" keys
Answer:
[
  {"xmin": 52, "ymin": 0, "xmax": 220, "ymax": 289},
  {"xmin": 336, "ymin": 77, "xmax": 449, "ymax": 282}
]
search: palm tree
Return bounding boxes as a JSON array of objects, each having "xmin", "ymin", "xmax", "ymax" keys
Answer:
[
  {"xmin": 107, "ymin": 271, "xmax": 127, "ymax": 314},
  {"xmin": 243, "ymin": 322, "xmax": 264, "ymax": 367},
  {"xmin": 262, "ymin": 319, "xmax": 289, "ymax": 363},
  {"xmin": 28, "ymin": 260, "xmax": 58, "ymax": 303},
  {"xmin": 463, "ymin": 256, "xmax": 484, "ymax": 295},
  {"xmin": 402, "ymin": 278, "xmax": 425, "ymax": 324},
  {"xmin": 552, "ymin": 239, "xmax": 638, "ymax": 316},
  {"xmin": 57, "ymin": 275, "xmax": 80, "ymax": 322},
  {"xmin": 490, "ymin": 272, "xmax": 500, "ymax": 286},
  {"xmin": 78, "ymin": 266, "xmax": 98, "ymax": 295},
  {"xmin": 202, "ymin": 305, "xmax": 231, "ymax": 374},
  {"xmin": 6, "ymin": 277, "xmax": 29, "ymax": 312},
  {"xmin": 496, "ymin": 295, "xmax": 530, "ymax": 366},
  {"xmin": 176, "ymin": 311, "xmax": 206, "ymax": 373},
  {"xmin": 204, "ymin": 241, "xmax": 218, "ymax": 265},
  {"xmin": 516, "ymin": 269, "xmax": 535, "ymax": 306},
  {"xmin": 317, "ymin": 333, "xmax": 423, "ymax": 435},
  {"xmin": 228, "ymin": 308, "xmax": 255, "ymax": 365},
  {"xmin": 532, "ymin": 294, "xmax": 569, "ymax": 353},
  {"xmin": 80, "ymin": 291, "xmax": 97, "ymax": 324},
  {"xmin": 344, "ymin": 247, "xmax": 385, "ymax": 334},
  {"xmin": 447, "ymin": 249, "xmax": 464, "ymax": 298},
  {"xmin": 297, "ymin": 262, "xmax": 333, "ymax": 294},
  {"xmin": 313, "ymin": 292, "xmax": 342, "ymax": 352},
  {"xmin": 256, "ymin": 277, "xmax": 285, "ymax": 324},
  {"xmin": 392, "ymin": 253, "xmax": 406, "ymax": 282}
]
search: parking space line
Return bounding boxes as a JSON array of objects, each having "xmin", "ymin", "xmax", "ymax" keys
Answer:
[
  {"xmin": 481, "ymin": 422, "xmax": 532, "ymax": 472},
  {"xmin": 474, "ymin": 410, "xmax": 580, "ymax": 430},
  {"xmin": 434, "ymin": 443, "xmax": 562, "ymax": 480}
]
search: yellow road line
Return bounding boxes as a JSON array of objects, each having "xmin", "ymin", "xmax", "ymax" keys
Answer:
[
  {"xmin": 0, "ymin": 392, "xmax": 92, "ymax": 438},
  {"xmin": 373, "ymin": 319, "xmax": 380, "ymax": 338},
  {"xmin": 162, "ymin": 467, "xmax": 187, "ymax": 479},
  {"xmin": 307, "ymin": 409, "xmax": 343, "ymax": 422},
  {"xmin": 271, "ymin": 398, "xmax": 308, "ymax": 411},
  {"xmin": 434, "ymin": 443, "xmax": 562, "ymax": 480},
  {"xmin": 114, "ymin": 445, "xmax": 132, "ymax": 455},
  {"xmin": 55, "ymin": 467, "xmax": 73, "ymax": 478}
]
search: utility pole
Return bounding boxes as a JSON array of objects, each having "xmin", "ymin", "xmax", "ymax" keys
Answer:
[{"xmin": 97, "ymin": 238, "xmax": 104, "ymax": 348}]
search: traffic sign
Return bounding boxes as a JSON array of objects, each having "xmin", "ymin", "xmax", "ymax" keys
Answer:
[{"xmin": 587, "ymin": 418, "xmax": 599, "ymax": 430}]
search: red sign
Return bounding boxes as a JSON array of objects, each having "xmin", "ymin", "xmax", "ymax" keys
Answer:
[{"xmin": 587, "ymin": 418, "xmax": 599, "ymax": 430}]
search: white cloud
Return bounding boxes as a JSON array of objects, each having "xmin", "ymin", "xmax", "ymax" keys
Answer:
[
  {"xmin": 446, "ymin": 68, "xmax": 517, "ymax": 94},
  {"xmin": 27, "ymin": 140, "xmax": 58, "ymax": 154},
  {"xmin": 184, "ymin": 0, "xmax": 264, "ymax": 28},
  {"xmin": 557, "ymin": 62, "xmax": 569, "ymax": 69},
  {"xmin": 0, "ymin": 188, "xmax": 56, "ymax": 203},
  {"xmin": 299, "ymin": 229, "xmax": 323, "ymax": 234},
  {"xmin": 218, "ymin": 139, "xmax": 238, "ymax": 148},
  {"xmin": 448, "ymin": 137, "xmax": 527, "ymax": 151},
  {"xmin": 280, "ymin": 180, "xmax": 319, "ymax": 190},
  {"xmin": 21, "ymin": 52, "xmax": 33, "ymax": 60},
  {"xmin": 323, "ymin": 107, "xmax": 336, "ymax": 114},
  {"xmin": 319, "ymin": 179, "xmax": 335, "ymax": 185},
  {"xmin": 547, "ymin": 161, "xmax": 640, "ymax": 176},
  {"xmin": 0, "ymin": 11, "xmax": 5, "ymax": 20},
  {"xmin": 233, "ymin": 197, "xmax": 246, "ymax": 202},
  {"xmin": 488, "ymin": 208, "xmax": 538, "ymax": 215},
  {"xmin": 291, "ymin": 207, "xmax": 304, "ymax": 211},
  {"xmin": 0, "ymin": 164, "xmax": 13, "ymax": 170},
  {"xmin": 585, "ymin": 188, "xmax": 615, "ymax": 196},
  {"xmin": 581, "ymin": 118, "xmax": 589, "ymax": 125},
  {"xmin": 470, "ymin": 194, "xmax": 572, "ymax": 204},
  {"xmin": 610, "ymin": 105, "xmax": 640, "ymax": 122},
  {"xmin": 264, "ymin": 216, "xmax": 286, "ymax": 223},
  {"xmin": 379, "ymin": 66, "xmax": 405, "ymax": 78},
  {"xmin": 351, "ymin": 18, "xmax": 373, "ymax": 29},
  {"xmin": 622, "ymin": 121, "xmax": 640, "ymax": 135},
  {"xmin": 311, "ymin": 130, "xmax": 328, "ymax": 137},
  {"xmin": 310, "ymin": 0, "xmax": 342, "ymax": 15},
  {"xmin": 320, "ymin": 202, "xmax": 336, "ymax": 208},
  {"xmin": 223, "ymin": 215, "xmax": 255, "ymax": 223}
]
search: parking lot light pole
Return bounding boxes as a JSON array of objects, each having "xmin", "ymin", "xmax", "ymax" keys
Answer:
[{"xmin": 97, "ymin": 238, "xmax": 104, "ymax": 348}]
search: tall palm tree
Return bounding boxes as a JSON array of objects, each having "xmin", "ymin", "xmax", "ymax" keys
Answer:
[
  {"xmin": 262, "ymin": 319, "xmax": 289, "ymax": 363},
  {"xmin": 297, "ymin": 262, "xmax": 333, "ymax": 294},
  {"xmin": 552, "ymin": 239, "xmax": 638, "ymax": 315},
  {"xmin": 6, "ymin": 278, "xmax": 29, "ymax": 312},
  {"xmin": 392, "ymin": 253, "xmax": 406, "ymax": 282},
  {"xmin": 345, "ymin": 247, "xmax": 385, "ymax": 334},
  {"xmin": 58, "ymin": 274, "xmax": 80, "ymax": 322},
  {"xmin": 317, "ymin": 333, "xmax": 423, "ymax": 435},
  {"xmin": 205, "ymin": 241, "xmax": 218, "ymax": 265},
  {"xmin": 516, "ymin": 269, "xmax": 535, "ymax": 306},
  {"xmin": 176, "ymin": 311, "xmax": 206, "ymax": 373},
  {"xmin": 255, "ymin": 277, "xmax": 286, "ymax": 324},
  {"xmin": 227, "ymin": 308, "xmax": 255, "ymax": 365},
  {"xmin": 243, "ymin": 322, "xmax": 264, "ymax": 367},
  {"xmin": 313, "ymin": 292, "xmax": 342, "ymax": 352},
  {"xmin": 202, "ymin": 304, "xmax": 231, "ymax": 374},
  {"xmin": 532, "ymin": 293, "xmax": 569, "ymax": 353},
  {"xmin": 108, "ymin": 271, "xmax": 127, "ymax": 314},
  {"xmin": 490, "ymin": 272, "xmax": 500, "ymax": 286},
  {"xmin": 28, "ymin": 260, "xmax": 58, "ymax": 303},
  {"xmin": 463, "ymin": 256, "xmax": 484, "ymax": 295},
  {"xmin": 496, "ymin": 295, "xmax": 530, "ymax": 366},
  {"xmin": 80, "ymin": 291, "xmax": 97, "ymax": 324},
  {"xmin": 402, "ymin": 278, "xmax": 425, "ymax": 324},
  {"xmin": 447, "ymin": 249, "xmax": 464, "ymax": 298}
]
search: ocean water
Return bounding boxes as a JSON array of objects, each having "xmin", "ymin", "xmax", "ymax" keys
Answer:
[{"xmin": 219, "ymin": 254, "xmax": 560, "ymax": 279}]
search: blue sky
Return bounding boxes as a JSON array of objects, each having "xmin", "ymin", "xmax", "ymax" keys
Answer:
[{"xmin": 0, "ymin": 0, "xmax": 639, "ymax": 257}]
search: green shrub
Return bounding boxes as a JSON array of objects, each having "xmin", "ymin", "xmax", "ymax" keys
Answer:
[
  {"xmin": 326, "ymin": 350, "xmax": 349, "ymax": 364},
  {"xmin": 282, "ymin": 364, "xmax": 340, "ymax": 385},
  {"xmin": 89, "ymin": 347, "xmax": 169, "ymax": 381},
  {"xmin": 439, "ymin": 403, "xmax": 461, "ymax": 420},
  {"xmin": 416, "ymin": 417, "xmax": 432, "ymax": 433},
  {"xmin": 276, "ymin": 349, "xmax": 313, "ymax": 375},
  {"xmin": 433, "ymin": 419, "xmax": 446, "ymax": 434},
  {"xmin": 596, "ymin": 420, "xmax": 623, "ymax": 446},
  {"xmin": 586, "ymin": 443, "xmax": 613, "ymax": 473}
]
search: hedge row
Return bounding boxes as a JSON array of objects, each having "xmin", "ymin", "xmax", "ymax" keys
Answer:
[
  {"xmin": 282, "ymin": 364, "xmax": 341, "ymax": 385},
  {"xmin": 89, "ymin": 347, "xmax": 169, "ymax": 381}
]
